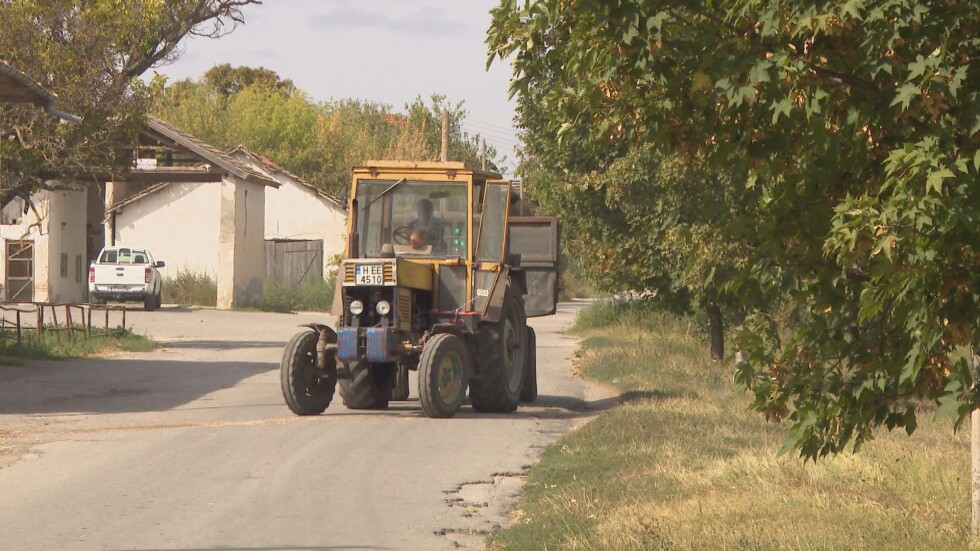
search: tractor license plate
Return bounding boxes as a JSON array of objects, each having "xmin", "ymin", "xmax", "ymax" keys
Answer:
[{"xmin": 355, "ymin": 264, "xmax": 384, "ymax": 285}]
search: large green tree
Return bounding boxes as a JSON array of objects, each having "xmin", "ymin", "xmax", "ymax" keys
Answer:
[
  {"xmin": 489, "ymin": 0, "xmax": 979, "ymax": 458},
  {"xmin": 0, "ymin": 0, "xmax": 259, "ymax": 204},
  {"xmin": 155, "ymin": 66, "xmax": 502, "ymax": 195}
]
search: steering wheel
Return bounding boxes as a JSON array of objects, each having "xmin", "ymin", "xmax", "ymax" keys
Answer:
[{"xmin": 392, "ymin": 226, "xmax": 416, "ymax": 246}]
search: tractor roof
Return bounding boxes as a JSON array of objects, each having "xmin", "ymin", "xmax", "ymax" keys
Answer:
[{"xmin": 354, "ymin": 160, "xmax": 503, "ymax": 182}]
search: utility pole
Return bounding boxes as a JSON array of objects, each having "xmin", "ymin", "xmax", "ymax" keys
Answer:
[
  {"xmin": 440, "ymin": 110, "xmax": 449, "ymax": 162},
  {"xmin": 480, "ymin": 138, "xmax": 486, "ymax": 170}
]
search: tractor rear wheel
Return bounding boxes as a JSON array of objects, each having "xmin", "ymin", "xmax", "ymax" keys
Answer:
[
  {"xmin": 390, "ymin": 363, "xmax": 411, "ymax": 401},
  {"xmin": 418, "ymin": 333, "xmax": 469, "ymax": 418},
  {"xmin": 520, "ymin": 326, "xmax": 538, "ymax": 402},
  {"xmin": 469, "ymin": 286, "xmax": 526, "ymax": 413},
  {"xmin": 281, "ymin": 330, "xmax": 336, "ymax": 415},
  {"xmin": 339, "ymin": 361, "xmax": 392, "ymax": 409}
]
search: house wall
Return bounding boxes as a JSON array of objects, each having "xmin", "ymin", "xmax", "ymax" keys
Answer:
[
  {"xmin": 0, "ymin": 187, "xmax": 87, "ymax": 303},
  {"xmin": 264, "ymin": 175, "xmax": 347, "ymax": 276},
  {"xmin": 85, "ymin": 181, "xmax": 104, "ymax": 264},
  {"xmin": 113, "ymin": 183, "xmax": 221, "ymax": 278},
  {"xmin": 45, "ymin": 188, "xmax": 88, "ymax": 303},
  {"xmin": 216, "ymin": 178, "xmax": 266, "ymax": 309}
]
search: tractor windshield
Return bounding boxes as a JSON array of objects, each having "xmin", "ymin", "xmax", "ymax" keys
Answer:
[{"xmin": 355, "ymin": 179, "xmax": 468, "ymax": 258}]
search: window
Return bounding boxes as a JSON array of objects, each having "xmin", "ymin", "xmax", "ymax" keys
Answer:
[
  {"xmin": 74, "ymin": 255, "xmax": 83, "ymax": 283},
  {"xmin": 60, "ymin": 253, "xmax": 68, "ymax": 278}
]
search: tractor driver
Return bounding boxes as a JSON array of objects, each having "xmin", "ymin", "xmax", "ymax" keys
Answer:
[{"xmin": 408, "ymin": 198, "xmax": 446, "ymax": 253}]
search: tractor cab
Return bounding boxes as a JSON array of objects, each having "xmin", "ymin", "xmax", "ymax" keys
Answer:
[{"xmin": 281, "ymin": 161, "xmax": 560, "ymax": 419}]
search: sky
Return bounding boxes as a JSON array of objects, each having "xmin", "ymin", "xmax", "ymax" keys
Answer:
[{"xmin": 153, "ymin": 0, "xmax": 521, "ymax": 171}]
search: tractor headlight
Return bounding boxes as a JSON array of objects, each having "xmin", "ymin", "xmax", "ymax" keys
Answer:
[
  {"xmin": 349, "ymin": 300, "xmax": 364, "ymax": 315},
  {"xmin": 376, "ymin": 300, "xmax": 391, "ymax": 316}
]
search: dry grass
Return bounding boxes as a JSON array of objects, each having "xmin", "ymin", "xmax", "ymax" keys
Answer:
[{"xmin": 488, "ymin": 302, "xmax": 976, "ymax": 550}]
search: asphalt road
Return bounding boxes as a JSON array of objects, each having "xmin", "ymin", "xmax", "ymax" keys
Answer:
[{"xmin": 0, "ymin": 301, "xmax": 614, "ymax": 551}]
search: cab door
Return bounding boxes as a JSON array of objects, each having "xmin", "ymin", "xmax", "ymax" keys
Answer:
[{"xmin": 507, "ymin": 217, "xmax": 561, "ymax": 317}]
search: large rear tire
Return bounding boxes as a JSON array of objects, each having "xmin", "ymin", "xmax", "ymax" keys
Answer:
[
  {"xmin": 339, "ymin": 361, "xmax": 392, "ymax": 410},
  {"xmin": 418, "ymin": 333, "xmax": 469, "ymax": 418},
  {"xmin": 281, "ymin": 330, "xmax": 336, "ymax": 415},
  {"xmin": 390, "ymin": 363, "xmax": 411, "ymax": 401},
  {"xmin": 469, "ymin": 286, "xmax": 526, "ymax": 413},
  {"xmin": 520, "ymin": 326, "xmax": 538, "ymax": 402}
]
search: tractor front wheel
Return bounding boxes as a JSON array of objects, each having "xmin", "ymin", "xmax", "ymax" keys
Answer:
[
  {"xmin": 418, "ymin": 333, "xmax": 470, "ymax": 418},
  {"xmin": 281, "ymin": 330, "xmax": 336, "ymax": 415}
]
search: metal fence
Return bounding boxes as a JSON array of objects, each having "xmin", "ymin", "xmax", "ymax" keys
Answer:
[{"xmin": 0, "ymin": 302, "xmax": 128, "ymax": 344}]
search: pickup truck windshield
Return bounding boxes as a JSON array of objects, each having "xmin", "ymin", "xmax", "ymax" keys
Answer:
[{"xmin": 99, "ymin": 248, "xmax": 150, "ymax": 264}]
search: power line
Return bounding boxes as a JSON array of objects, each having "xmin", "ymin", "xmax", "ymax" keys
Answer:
[
  {"xmin": 466, "ymin": 117, "xmax": 520, "ymax": 133},
  {"xmin": 461, "ymin": 123, "xmax": 518, "ymax": 140}
]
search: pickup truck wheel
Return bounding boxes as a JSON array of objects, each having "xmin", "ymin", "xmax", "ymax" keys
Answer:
[
  {"xmin": 281, "ymin": 330, "xmax": 336, "ymax": 415},
  {"xmin": 143, "ymin": 295, "xmax": 155, "ymax": 311}
]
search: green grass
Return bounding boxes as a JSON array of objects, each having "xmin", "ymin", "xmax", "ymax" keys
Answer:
[
  {"xmin": 162, "ymin": 269, "xmax": 217, "ymax": 307},
  {"xmin": 488, "ymin": 300, "xmax": 975, "ymax": 550},
  {"xmin": 162, "ymin": 269, "xmax": 336, "ymax": 312},
  {"xmin": 251, "ymin": 276, "xmax": 335, "ymax": 313},
  {"xmin": 0, "ymin": 326, "xmax": 156, "ymax": 361}
]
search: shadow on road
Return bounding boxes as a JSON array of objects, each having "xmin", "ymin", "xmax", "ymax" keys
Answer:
[
  {"xmin": 159, "ymin": 340, "xmax": 286, "ymax": 350},
  {"xmin": 0, "ymin": 358, "xmax": 276, "ymax": 415}
]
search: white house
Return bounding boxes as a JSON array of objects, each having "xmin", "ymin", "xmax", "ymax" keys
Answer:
[
  {"xmin": 105, "ymin": 117, "xmax": 279, "ymax": 309},
  {"xmin": 0, "ymin": 61, "xmax": 85, "ymax": 303},
  {"xmin": 0, "ymin": 187, "xmax": 88, "ymax": 304},
  {"xmin": 228, "ymin": 146, "xmax": 347, "ymax": 282}
]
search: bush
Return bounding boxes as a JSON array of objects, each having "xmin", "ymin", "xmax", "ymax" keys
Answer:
[
  {"xmin": 573, "ymin": 297, "xmax": 681, "ymax": 334},
  {"xmin": 253, "ymin": 276, "xmax": 335, "ymax": 313},
  {"xmin": 162, "ymin": 269, "xmax": 217, "ymax": 307}
]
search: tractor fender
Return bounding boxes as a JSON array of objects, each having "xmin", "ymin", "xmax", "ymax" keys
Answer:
[
  {"xmin": 425, "ymin": 323, "xmax": 466, "ymax": 342},
  {"xmin": 300, "ymin": 323, "xmax": 335, "ymax": 334},
  {"xmin": 483, "ymin": 266, "xmax": 527, "ymax": 323}
]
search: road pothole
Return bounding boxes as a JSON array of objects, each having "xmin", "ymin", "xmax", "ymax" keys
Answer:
[{"xmin": 438, "ymin": 469, "xmax": 530, "ymax": 549}]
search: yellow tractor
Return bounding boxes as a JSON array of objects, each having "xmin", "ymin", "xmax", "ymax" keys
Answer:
[{"xmin": 280, "ymin": 161, "xmax": 560, "ymax": 418}]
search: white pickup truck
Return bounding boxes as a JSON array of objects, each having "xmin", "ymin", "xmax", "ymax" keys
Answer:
[{"xmin": 88, "ymin": 246, "xmax": 166, "ymax": 310}]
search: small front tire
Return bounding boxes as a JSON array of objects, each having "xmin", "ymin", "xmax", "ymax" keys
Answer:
[{"xmin": 418, "ymin": 333, "xmax": 470, "ymax": 418}]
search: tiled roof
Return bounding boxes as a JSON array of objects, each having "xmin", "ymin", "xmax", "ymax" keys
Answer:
[
  {"xmin": 228, "ymin": 146, "xmax": 344, "ymax": 209},
  {"xmin": 144, "ymin": 117, "xmax": 279, "ymax": 188}
]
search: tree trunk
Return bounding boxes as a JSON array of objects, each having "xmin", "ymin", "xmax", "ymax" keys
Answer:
[
  {"xmin": 733, "ymin": 307, "xmax": 747, "ymax": 365},
  {"xmin": 972, "ymin": 346, "xmax": 980, "ymax": 534},
  {"xmin": 707, "ymin": 302, "xmax": 724, "ymax": 361}
]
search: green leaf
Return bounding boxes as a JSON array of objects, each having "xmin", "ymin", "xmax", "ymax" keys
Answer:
[
  {"xmin": 935, "ymin": 393, "xmax": 964, "ymax": 420},
  {"xmin": 926, "ymin": 167, "xmax": 953, "ymax": 194},
  {"xmin": 890, "ymin": 83, "xmax": 919, "ymax": 111},
  {"xmin": 771, "ymin": 98, "xmax": 792, "ymax": 124}
]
